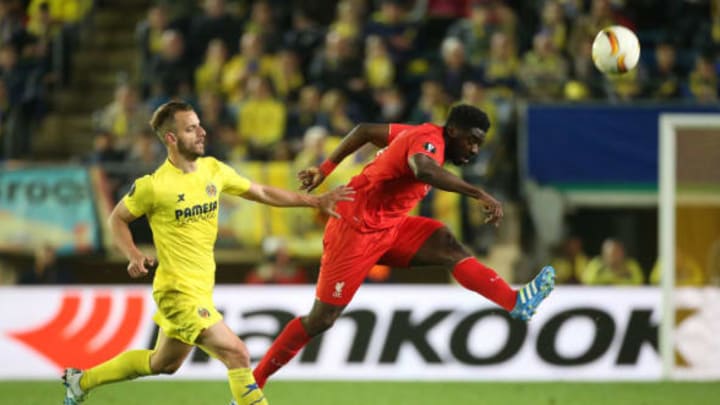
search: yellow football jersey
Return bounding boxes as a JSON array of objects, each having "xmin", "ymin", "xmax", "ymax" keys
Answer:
[{"xmin": 123, "ymin": 157, "xmax": 251, "ymax": 297}]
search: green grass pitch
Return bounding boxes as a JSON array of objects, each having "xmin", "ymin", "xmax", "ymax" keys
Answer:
[{"xmin": 0, "ymin": 380, "xmax": 718, "ymax": 405}]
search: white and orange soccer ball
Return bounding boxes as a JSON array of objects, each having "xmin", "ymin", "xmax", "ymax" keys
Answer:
[{"xmin": 591, "ymin": 25, "xmax": 641, "ymax": 74}]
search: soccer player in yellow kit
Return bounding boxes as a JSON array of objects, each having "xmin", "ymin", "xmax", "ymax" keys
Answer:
[{"xmin": 62, "ymin": 101, "xmax": 353, "ymax": 405}]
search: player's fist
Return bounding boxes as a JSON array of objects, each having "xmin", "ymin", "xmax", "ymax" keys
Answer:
[
  {"xmin": 127, "ymin": 254, "xmax": 156, "ymax": 278},
  {"xmin": 298, "ymin": 167, "xmax": 325, "ymax": 192},
  {"xmin": 478, "ymin": 192, "xmax": 503, "ymax": 227}
]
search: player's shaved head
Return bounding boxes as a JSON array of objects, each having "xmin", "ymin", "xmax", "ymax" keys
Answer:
[
  {"xmin": 150, "ymin": 101, "xmax": 194, "ymax": 144},
  {"xmin": 446, "ymin": 104, "xmax": 490, "ymax": 132}
]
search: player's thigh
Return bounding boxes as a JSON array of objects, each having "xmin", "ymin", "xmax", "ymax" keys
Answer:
[
  {"xmin": 378, "ymin": 216, "xmax": 462, "ymax": 268},
  {"xmin": 407, "ymin": 220, "xmax": 472, "ymax": 267},
  {"xmin": 152, "ymin": 291, "xmax": 223, "ymax": 345},
  {"xmin": 316, "ymin": 218, "xmax": 393, "ymax": 306},
  {"xmin": 150, "ymin": 328, "xmax": 194, "ymax": 373},
  {"xmin": 196, "ymin": 321, "xmax": 249, "ymax": 368}
]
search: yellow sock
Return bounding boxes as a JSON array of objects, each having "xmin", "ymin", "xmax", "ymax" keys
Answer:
[
  {"xmin": 228, "ymin": 368, "xmax": 268, "ymax": 405},
  {"xmin": 80, "ymin": 349, "xmax": 153, "ymax": 392}
]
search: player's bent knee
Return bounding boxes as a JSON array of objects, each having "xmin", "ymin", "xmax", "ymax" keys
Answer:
[
  {"xmin": 154, "ymin": 359, "xmax": 184, "ymax": 375},
  {"xmin": 437, "ymin": 228, "xmax": 471, "ymax": 265},
  {"xmin": 217, "ymin": 339, "xmax": 251, "ymax": 368}
]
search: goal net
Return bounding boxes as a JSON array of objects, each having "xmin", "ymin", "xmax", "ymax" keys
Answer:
[{"xmin": 659, "ymin": 114, "xmax": 720, "ymax": 380}]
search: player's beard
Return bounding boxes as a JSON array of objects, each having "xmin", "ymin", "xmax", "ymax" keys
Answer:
[{"xmin": 177, "ymin": 137, "xmax": 204, "ymax": 161}]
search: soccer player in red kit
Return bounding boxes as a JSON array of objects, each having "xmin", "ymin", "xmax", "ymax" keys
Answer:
[{"xmin": 253, "ymin": 104, "xmax": 555, "ymax": 387}]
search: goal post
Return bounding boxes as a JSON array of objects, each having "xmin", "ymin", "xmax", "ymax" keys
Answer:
[{"xmin": 658, "ymin": 113, "xmax": 720, "ymax": 380}]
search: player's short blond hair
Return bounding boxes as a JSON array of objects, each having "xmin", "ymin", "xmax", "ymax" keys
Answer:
[{"xmin": 149, "ymin": 101, "xmax": 194, "ymax": 144}]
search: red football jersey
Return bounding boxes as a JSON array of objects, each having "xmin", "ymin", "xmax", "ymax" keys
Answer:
[{"xmin": 336, "ymin": 123, "xmax": 446, "ymax": 232}]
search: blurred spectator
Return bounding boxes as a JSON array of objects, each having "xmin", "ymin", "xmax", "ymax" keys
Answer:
[
  {"xmin": 0, "ymin": 0, "xmax": 24, "ymax": 47},
  {"xmin": 446, "ymin": 1, "xmax": 495, "ymax": 66},
  {"xmin": 409, "ymin": 79, "xmax": 448, "ymax": 124},
  {"xmin": 568, "ymin": 0, "xmax": 622, "ymax": 56},
  {"xmin": 581, "ymin": 238, "xmax": 645, "ymax": 285},
  {"xmin": 243, "ymin": 0, "xmax": 282, "ymax": 53},
  {"xmin": 320, "ymin": 88, "xmax": 357, "ymax": 136},
  {"xmin": 518, "ymin": 31, "xmax": 568, "ymax": 101},
  {"xmin": 492, "ymin": 0, "xmax": 518, "ymax": 39},
  {"xmin": 237, "ymin": 75, "xmax": 287, "ymax": 160},
  {"xmin": 293, "ymin": 125, "xmax": 330, "ymax": 169},
  {"xmin": 125, "ymin": 128, "xmax": 163, "ymax": 168},
  {"xmin": 26, "ymin": 2, "xmax": 59, "ymax": 42},
  {"xmin": 194, "ymin": 38, "xmax": 227, "ymax": 96},
  {"xmin": 483, "ymin": 31, "xmax": 519, "ymax": 100},
  {"xmin": 550, "ymin": 236, "xmax": 588, "ymax": 284},
  {"xmin": 364, "ymin": 0, "xmax": 419, "ymax": 66},
  {"xmin": 605, "ymin": 63, "xmax": 646, "ymax": 102},
  {"xmin": 270, "ymin": 49, "xmax": 304, "ymax": 101},
  {"xmin": 282, "ymin": 9, "xmax": 326, "ymax": 74},
  {"xmin": 688, "ymin": 52, "xmax": 719, "ymax": 103},
  {"xmin": 245, "ymin": 236, "xmax": 309, "ymax": 284},
  {"xmin": 18, "ymin": 244, "xmax": 71, "ymax": 284},
  {"xmin": 375, "ymin": 86, "xmax": 406, "ymax": 123},
  {"xmin": 221, "ymin": 31, "xmax": 275, "ymax": 103},
  {"xmin": 308, "ymin": 31, "xmax": 364, "ymax": 95},
  {"xmin": 285, "ymin": 85, "xmax": 329, "ymax": 151},
  {"xmin": 650, "ymin": 249, "xmax": 706, "ymax": 286},
  {"xmin": 430, "ymin": 36, "xmax": 479, "ymax": 99},
  {"xmin": 197, "ymin": 91, "xmax": 235, "ymax": 160},
  {"xmin": 645, "ymin": 41, "xmax": 681, "ymax": 100},
  {"xmin": 329, "ymin": 0, "xmax": 362, "ymax": 40},
  {"xmin": 146, "ymin": 29, "xmax": 193, "ymax": 103},
  {"xmin": 539, "ymin": 0, "xmax": 569, "ymax": 55},
  {"xmin": 364, "ymin": 34, "xmax": 395, "ymax": 91},
  {"xmin": 0, "ymin": 43, "xmax": 40, "ymax": 158},
  {"xmin": 136, "ymin": 4, "xmax": 171, "ymax": 96},
  {"xmin": 414, "ymin": 0, "xmax": 470, "ymax": 49},
  {"xmin": 93, "ymin": 83, "xmax": 151, "ymax": 151},
  {"xmin": 83, "ymin": 130, "xmax": 126, "ymax": 199},
  {"xmin": 84, "ymin": 130, "xmax": 125, "ymax": 165},
  {"xmin": 0, "ymin": 43, "xmax": 22, "ymax": 105},
  {"xmin": 566, "ymin": 32, "xmax": 604, "ymax": 100},
  {"xmin": 188, "ymin": 0, "xmax": 241, "ymax": 65},
  {"xmin": 458, "ymin": 81, "xmax": 496, "ymax": 139}
]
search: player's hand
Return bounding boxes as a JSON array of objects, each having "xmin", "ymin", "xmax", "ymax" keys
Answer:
[
  {"xmin": 127, "ymin": 254, "xmax": 156, "ymax": 279},
  {"xmin": 478, "ymin": 192, "xmax": 503, "ymax": 227},
  {"xmin": 298, "ymin": 167, "xmax": 326, "ymax": 192},
  {"xmin": 316, "ymin": 186, "xmax": 355, "ymax": 218}
]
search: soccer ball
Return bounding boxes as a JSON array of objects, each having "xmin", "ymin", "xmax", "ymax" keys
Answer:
[{"xmin": 591, "ymin": 25, "xmax": 640, "ymax": 74}]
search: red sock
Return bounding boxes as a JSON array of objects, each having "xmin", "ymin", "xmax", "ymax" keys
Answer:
[
  {"xmin": 452, "ymin": 257, "xmax": 518, "ymax": 311},
  {"xmin": 253, "ymin": 317, "xmax": 311, "ymax": 388}
]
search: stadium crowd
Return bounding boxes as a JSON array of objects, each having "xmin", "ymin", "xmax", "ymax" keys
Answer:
[{"xmin": 1, "ymin": 0, "xmax": 719, "ymax": 286}]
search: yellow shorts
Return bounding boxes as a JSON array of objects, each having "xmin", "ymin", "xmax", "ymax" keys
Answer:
[{"xmin": 152, "ymin": 290, "xmax": 223, "ymax": 345}]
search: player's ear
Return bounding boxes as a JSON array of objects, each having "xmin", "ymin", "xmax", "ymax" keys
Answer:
[{"xmin": 164, "ymin": 131, "xmax": 176, "ymax": 145}]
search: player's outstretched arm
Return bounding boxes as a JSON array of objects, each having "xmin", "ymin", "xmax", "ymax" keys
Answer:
[
  {"xmin": 108, "ymin": 201, "xmax": 156, "ymax": 278},
  {"xmin": 409, "ymin": 153, "xmax": 503, "ymax": 226},
  {"xmin": 242, "ymin": 183, "xmax": 355, "ymax": 218},
  {"xmin": 298, "ymin": 123, "xmax": 389, "ymax": 192}
]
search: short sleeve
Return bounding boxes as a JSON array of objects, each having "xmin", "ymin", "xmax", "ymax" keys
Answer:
[
  {"xmin": 217, "ymin": 160, "xmax": 252, "ymax": 196},
  {"xmin": 122, "ymin": 175, "xmax": 154, "ymax": 217},
  {"xmin": 406, "ymin": 131, "xmax": 444, "ymax": 164},
  {"xmin": 388, "ymin": 124, "xmax": 416, "ymax": 144}
]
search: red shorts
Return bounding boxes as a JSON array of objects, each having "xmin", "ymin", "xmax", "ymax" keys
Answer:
[{"xmin": 316, "ymin": 216, "xmax": 444, "ymax": 305}]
